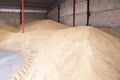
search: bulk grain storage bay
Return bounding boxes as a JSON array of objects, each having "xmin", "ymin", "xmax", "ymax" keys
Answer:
[{"xmin": 0, "ymin": 0, "xmax": 120, "ymax": 80}]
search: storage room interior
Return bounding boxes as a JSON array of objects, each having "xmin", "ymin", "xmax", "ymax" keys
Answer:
[{"xmin": 0, "ymin": 0, "xmax": 120, "ymax": 80}]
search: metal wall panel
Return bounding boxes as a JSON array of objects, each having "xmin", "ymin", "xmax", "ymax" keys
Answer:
[
  {"xmin": 89, "ymin": 0, "xmax": 120, "ymax": 29},
  {"xmin": 0, "ymin": 12, "xmax": 46, "ymax": 24},
  {"xmin": 48, "ymin": 0, "xmax": 120, "ymax": 30},
  {"xmin": 47, "ymin": 0, "xmax": 87, "ymax": 26}
]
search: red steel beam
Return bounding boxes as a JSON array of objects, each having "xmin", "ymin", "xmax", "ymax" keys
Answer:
[
  {"xmin": 21, "ymin": 0, "xmax": 25, "ymax": 33},
  {"xmin": 73, "ymin": 0, "xmax": 76, "ymax": 27}
]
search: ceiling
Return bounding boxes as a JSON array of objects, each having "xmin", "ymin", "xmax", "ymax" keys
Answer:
[{"xmin": 0, "ymin": 0, "xmax": 64, "ymax": 10}]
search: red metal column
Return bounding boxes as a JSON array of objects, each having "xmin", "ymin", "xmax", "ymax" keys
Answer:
[
  {"xmin": 21, "ymin": 0, "xmax": 25, "ymax": 33},
  {"xmin": 73, "ymin": 0, "xmax": 76, "ymax": 27}
]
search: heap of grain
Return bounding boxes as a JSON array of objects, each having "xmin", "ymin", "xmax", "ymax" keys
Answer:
[
  {"xmin": 0, "ymin": 20, "xmax": 70, "ymax": 60},
  {"xmin": 10, "ymin": 26, "xmax": 119, "ymax": 80},
  {"xmin": 0, "ymin": 20, "xmax": 69, "ymax": 33},
  {"xmin": 100, "ymin": 28, "xmax": 120, "ymax": 38},
  {"xmin": 0, "ymin": 24, "xmax": 19, "ymax": 32},
  {"xmin": 0, "ymin": 20, "xmax": 69, "ymax": 49},
  {"xmin": 22, "ymin": 20, "xmax": 69, "ymax": 31},
  {"xmin": 0, "ymin": 20, "xmax": 120, "ymax": 80}
]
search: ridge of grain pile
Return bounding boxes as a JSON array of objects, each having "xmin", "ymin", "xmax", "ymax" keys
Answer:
[
  {"xmin": 0, "ymin": 20, "xmax": 69, "ymax": 33},
  {"xmin": 6, "ymin": 26, "xmax": 119, "ymax": 80},
  {"xmin": 22, "ymin": 20, "xmax": 69, "ymax": 31}
]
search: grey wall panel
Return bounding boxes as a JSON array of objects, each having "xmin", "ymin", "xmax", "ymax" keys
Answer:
[
  {"xmin": 0, "ymin": 12, "xmax": 46, "ymax": 24},
  {"xmin": 90, "ymin": 10, "xmax": 120, "ymax": 28},
  {"xmin": 47, "ymin": 7, "xmax": 58, "ymax": 22},
  {"xmin": 90, "ymin": 0, "xmax": 120, "ymax": 28},
  {"xmin": 60, "ymin": 0, "xmax": 73, "ymax": 17},
  {"xmin": 47, "ymin": 0, "xmax": 87, "ymax": 26},
  {"xmin": 90, "ymin": 0, "xmax": 120, "ymax": 12},
  {"xmin": 59, "ymin": 0, "xmax": 73, "ymax": 26},
  {"xmin": 0, "ymin": 12, "xmax": 20, "ymax": 24},
  {"xmin": 75, "ymin": 0, "xmax": 87, "ymax": 26},
  {"xmin": 24, "ymin": 13, "xmax": 46, "ymax": 23},
  {"xmin": 60, "ymin": 15, "xmax": 73, "ymax": 26},
  {"xmin": 75, "ymin": 13, "xmax": 87, "ymax": 26},
  {"xmin": 75, "ymin": 0, "xmax": 87, "ymax": 14},
  {"xmin": 48, "ymin": 0, "xmax": 120, "ymax": 29}
]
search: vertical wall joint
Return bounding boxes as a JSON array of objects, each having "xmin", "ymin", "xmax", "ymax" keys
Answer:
[
  {"xmin": 87, "ymin": 0, "xmax": 90, "ymax": 26},
  {"xmin": 73, "ymin": 0, "xmax": 76, "ymax": 27},
  {"xmin": 58, "ymin": 4, "xmax": 60, "ymax": 23}
]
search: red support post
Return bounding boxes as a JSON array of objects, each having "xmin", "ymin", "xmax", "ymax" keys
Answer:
[
  {"xmin": 73, "ymin": 0, "xmax": 76, "ymax": 27},
  {"xmin": 21, "ymin": 0, "xmax": 25, "ymax": 33}
]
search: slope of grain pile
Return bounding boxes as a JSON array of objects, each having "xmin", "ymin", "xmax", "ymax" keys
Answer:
[
  {"xmin": 22, "ymin": 20, "xmax": 69, "ymax": 31},
  {"xmin": 0, "ymin": 20, "xmax": 69, "ymax": 33},
  {"xmin": 0, "ymin": 24, "xmax": 19, "ymax": 32},
  {"xmin": 0, "ymin": 20, "xmax": 70, "ymax": 57},
  {"xmin": 100, "ymin": 28, "xmax": 120, "ymax": 38},
  {"xmin": 11, "ymin": 26, "xmax": 120, "ymax": 80},
  {"xmin": 0, "ymin": 26, "xmax": 120, "ymax": 80}
]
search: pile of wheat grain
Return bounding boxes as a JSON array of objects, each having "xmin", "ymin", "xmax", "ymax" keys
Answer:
[
  {"xmin": 20, "ymin": 20, "xmax": 69, "ymax": 32},
  {"xmin": 0, "ymin": 24, "xmax": 19, "ymax": 32},
  {"xmin": 0, "ymin": 20, "xmax": 120, "ymax": 80},
  {"xmin": 0, "ymin": 20, "xmax": 69, "ymax": 33},
  {"xmin": 0, "ymin": 20, "xmax": 70, "ymax": 61}
]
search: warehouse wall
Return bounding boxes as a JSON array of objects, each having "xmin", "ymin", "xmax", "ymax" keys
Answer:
[
  {"xmin": 0, "ymin": 12, "xmax": 20, "ymax": 24},
  {"xmin": 0, "ymin": 12, "xmax": 46, "ymax": 24},
  {"xmin": 90, "ymin": 0, "xmax": 120, "ymax": 29},
  {"xmin": 47, "ymin": 0, "xmax": 120, "ymax": 29},
  {"xmin": 24, "ymin": 13, "xmax": 46, "ymax": 23},
  {"xmin": 47, "ymin": 7, "xmax": 58, "ymax": 21},
  {"xmin": 60, "ymin": 0, "xmax": 87, "ymax": 26},
  {"xmin": 47, "ymin": 0, "xmax": 87, "ymax": 26}
]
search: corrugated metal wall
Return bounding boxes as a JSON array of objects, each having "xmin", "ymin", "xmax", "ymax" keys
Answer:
[
  {"xmin": 47, "ymin": 7, "xmax": 58, "ymax": 22},
  {"xmin": 0, "ymin": 12, "xmax": 20, "ymax": 24},
  {"xmin": 47, "ymin": 0, "xmax": 120, "ymax": 29},
  {"xmin": 47, "ymin": 0, "xmax": 87, "ymax": 26},
  {"xmin": 0, "ymin": 9, "xmax": 46, "ymax": 24},
  {"xmin": 24, "ymin": 13, "xmax": 46, "ymax": 23},
  {"xmin": 89, "ymin": 0, "xmax": 120, "ymax": 29}
]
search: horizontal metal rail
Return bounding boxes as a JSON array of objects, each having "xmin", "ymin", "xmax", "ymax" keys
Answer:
[{"xmin": 0, "ymin": 8, "xmax": 47, "ymax": 13}]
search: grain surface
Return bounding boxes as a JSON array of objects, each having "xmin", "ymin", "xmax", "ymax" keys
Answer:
[{"xmin": 0, "ymin": 20, "xmax": 120, "ymax": 80}]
